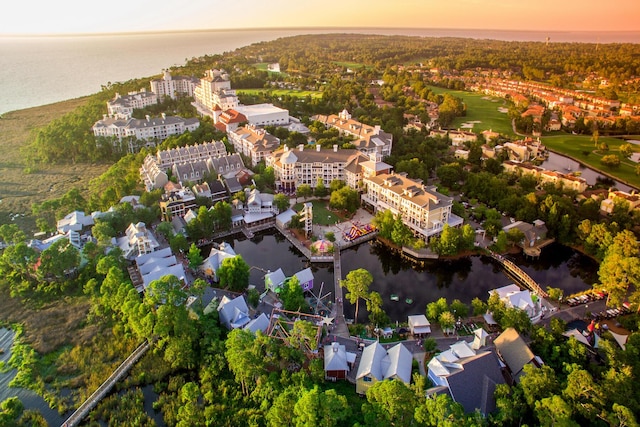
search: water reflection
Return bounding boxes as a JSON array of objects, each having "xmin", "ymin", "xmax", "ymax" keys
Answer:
[{"xmin": 214, "ymin": 230, "xmax": 596, "ymax": 323}]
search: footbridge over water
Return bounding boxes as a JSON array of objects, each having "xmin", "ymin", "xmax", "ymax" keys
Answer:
[
  {"xmin": 489, "ymin": 252, "xmax": 548, "ymax": 298},
  {"xmin": 61, "ymin": 340, "xmax": 150, "ymax": 427}
]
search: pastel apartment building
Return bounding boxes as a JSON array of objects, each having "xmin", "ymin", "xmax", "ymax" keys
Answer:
[
  {"xmin": 312, "ymin": 110, "xmax": 393, "ymax": 158},
  {"xmin": 362, "ymin": 172, "xmax": 463, "ymax": 241},
  {"xmin": 150, "ymin": 70, "xmax": 198, "ymax": 100},
  {"xmin": 502, "ymin": 161, "xmax": 588, "ymax": 193},
  {"xmin": 600, "ymin": 189, "xmax": 640, "ymax": 213},
  {"xmin": 193, "ymin": 69, "xmax": 234, "ymax": 117}
]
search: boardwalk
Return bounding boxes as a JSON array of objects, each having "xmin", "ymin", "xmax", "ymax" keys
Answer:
[
  {"xmin": 489, "ymin": 252, "xmax": 549, "ymax": 298},
  {"xmin": 331, "ymin": 247, "xmax": 350, "ymax": 338},
  {"xmin": 61, "ymin": 341, "xmax": 150, "ymax": 427}
]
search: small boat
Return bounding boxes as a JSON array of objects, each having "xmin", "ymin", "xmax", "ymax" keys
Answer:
[
  {"xmin": 405, "ymin": 298, "xmax": 413, "ymax": 304},
  {"xmin": 390, "ymin": 294, "xmax": 399, "ymax": 302}
]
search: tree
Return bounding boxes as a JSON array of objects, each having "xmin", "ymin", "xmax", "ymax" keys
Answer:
[
  {"xmin": 520, "ymin": 364, "xmax": 560, "ymax": 407},
  {"xmin": 391, "ymin": 214, "xmax": 413, "ymax": 247},
  {"xmin": 297, "ymin": 184, "xmax": 313, "ymax": 200},
  {"xmin": 274, "ymin": 193, "xmax": 290, "ymax": 212},
  {"xmin": 534, "ymin": 395, "xmax": 577, "ymax": 427},
  {"xmin": 426, "ymin": 297, "xmax": 449, "ymax": 322},
  {"xmin": 280, "ymin": 276, "xmax": 307, "ymax": 311},
  {"xmin": 170, "ymin": 233, "xmax": 189, "ymax": 254},
  {"xmin": 363, "ymin": 380, "xmax": 417, "ymax": 427},
  {"xmin": 601, "ymin": 154, "xmax": 621, "ymax": 169},
  {"xmin": 341, "ymin": 268, "xmax": 373, "ymax": 324},
  {"xmin": 471, "ymin": 297, "xmax": 488, "ymax": 316},
  {"xmin": 293, "ymin": 386, "xmax": 350, "ymax": 427},
  {"xmin": 439, "ymin": 311, "xmax": 456, "ymax": 332},
  {"xmin": 314, "ymin": 178, "xmax": 327, "ymax": 198},
  {"xmin": 187, "ymin": 243, "xmax": 203, "ymax": 269},
  {"xmin": 217, "ymin": 255, "xmax": 250, "ymax": 292},
  {"xmin": 0, "ymin": 224, "xmax": 25, "ymax": 244},
  {"xmin": 37, "ymin": 239, "xmax": 80, "ymax": 280},
  {"xmin": 415, "ymin": 393, "xmax": 466, "ymax": 427},
  {"xmin": 450, "ymin": 299, "xmax": 469, "ymax": 319},
  {"xmin": 546, "ymin": 287, "xmax": 564, "ymax": 304}
]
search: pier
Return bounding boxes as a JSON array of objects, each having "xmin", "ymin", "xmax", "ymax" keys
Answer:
[{"xmin": 489, "ymin": 252, "xmax": 549, "ymax": 298}]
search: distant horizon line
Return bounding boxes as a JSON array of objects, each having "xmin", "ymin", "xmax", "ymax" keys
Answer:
[{"xmin": 3, "ymin": 26, "xmax": 640, "ymax": 38}]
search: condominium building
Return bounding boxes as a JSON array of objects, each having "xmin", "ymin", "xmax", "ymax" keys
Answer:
[
  {"xmin": 92, "ymin": 113, "xmax": 199, "ymax": 149},
  {"xmin": 107, "ymin": 90, "xmax": 158, "ymax": 119},
  {"xmin": 193, "ymin": 69, "xmax": 235, "ymax": 117},
  {"xmin": 266, "ymin": 145, "xmax": 392, "ymax": 193},
  {"xmin": 312, "ymin": 109, "xmax": 393, "ymax": 157},
  {"xmin": 150, "ymin": 70, "xmax": 198, "ymax": 100},
  {"xmin": 362, "ymin": 172, "xmax": 463, "ymax": 240},
  {"xmin": 228, "ymin": 125, "xmax": 281, "ymax": 167}
]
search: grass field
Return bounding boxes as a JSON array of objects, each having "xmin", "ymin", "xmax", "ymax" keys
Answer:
[
  {"xmin": 237, "ymin": 88, "xmax": 323, "ymax": 99},
  {"xmin": 541, "ymin": 133, "xmax": 640, "ymax": 188},
  {"xmin": 428, "ymin": 86, "xmax": 515, "ymax": 136},
  {"xmin": 0, "ymin": 98, "xmax": 110, "ymax": 232},
  {"xmin": 292, "ymin": 199, "xmax": 347, "ymax": 225},
  {"xmin": 332, "ymin": 61, "xmax": 371, "ymax": 70}
]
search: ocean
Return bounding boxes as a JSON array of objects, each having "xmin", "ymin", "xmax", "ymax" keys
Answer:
[{"xmin": 1, "ymin": 27, "xmax": 639, "ymax": 116}]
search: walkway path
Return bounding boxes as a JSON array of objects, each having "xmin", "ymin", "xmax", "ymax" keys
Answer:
[
  {"xmin": 489, "ymin": 251, "xmax": 549, "ymax": 298},
  {"xmin": 61, "ymin": 340, "xmax": 150, "ymax": 427},
  {"xmin": 331, "ymin": 247, "xmax": 350, "ymax": 338}
]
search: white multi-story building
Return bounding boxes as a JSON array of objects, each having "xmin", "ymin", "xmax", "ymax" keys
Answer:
[
  {"xmin": 228, "ymin": 125, "xmax": 281, "ymax": 167},
  {"xmin": 107, "ymin": 90, "xmax": 158, "ymax": 119},
  {"xmin": 193, "ymin": 69, "xmax": 234, "ymax": 117},
  {"xmin": 92, "ymin": 113, "xmax": 200, "ymax": 150},
  {"xmin": 312, "ymin": 110, "xmax": 393, "ymax": 157},
  {"xmin": 362, "ymin": 172, "xmax": 463, "ymax": 241},
  {"xmin": 234, "ymin": 104, "xmax": 289, "ymax": 126},
  {"xmin": 266, "ymin": 145, "xmax": 391, "ymax": 193},
  {"xmin": 150, "ymin": 70, "xmax": 198, "ymax": 100}
]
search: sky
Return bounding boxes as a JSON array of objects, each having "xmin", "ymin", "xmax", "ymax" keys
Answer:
[{"xmin": 2, "ymin": 0, "xmax": 639, "ymax": 35}]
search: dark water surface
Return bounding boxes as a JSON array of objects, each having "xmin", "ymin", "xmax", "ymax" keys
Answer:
[{"xmin": 216, "ymin": 230, "xmax": 596, "ymax": 323}]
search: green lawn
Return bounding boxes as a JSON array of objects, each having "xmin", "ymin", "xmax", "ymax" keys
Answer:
[
  {"xmin": 428, "ymin": 86, "xmax": 515, "ymax": 136},
  {"xmin": 541, "ymin": 133, "xmax": 640, "ymax": 188},
  {"xmin": 237, "ymin": 88, "xmax": 322, "ymax": 99},
  {"xmin": 292, "ymin": 199, "xmax": 344, "ymax": 225},
  {"xmin": 332, "ymin": 61, "xmax": 371, "ymax": 70}
]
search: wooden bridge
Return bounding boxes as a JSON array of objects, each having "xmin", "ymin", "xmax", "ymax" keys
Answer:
[
  {"xmin": 489, "ymin": 252, "xmax": 548, "ymax": 298},
  {"xmin": 61, "ymin": 340, "xmax": 150, "ymax": 427}
]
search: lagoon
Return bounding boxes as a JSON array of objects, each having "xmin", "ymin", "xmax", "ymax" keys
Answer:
[{"xmin": 215, "ymin": 229, "xmax": 596, "ymax": 323}]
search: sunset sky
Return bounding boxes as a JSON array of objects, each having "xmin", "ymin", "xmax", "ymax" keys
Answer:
[{"xmin": 2, "ymin": 0, "xmax": 639, "ymax": 35}]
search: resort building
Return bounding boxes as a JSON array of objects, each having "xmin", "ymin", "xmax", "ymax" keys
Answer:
[
  {"xmin": 200, "ymin": 242, "xmax": 237, "ymax": 282},
  {"xmin": 228, "ymin": 125, "xmax": 281, "ymax": 167},
  {"xmin": 107, "ymin": 90, "xmax": 158, "ymax": 119},
  {"xmin": 312, "ymin": 110, "xmax": 393, "ymax": 158},
  {"xmin": 490, "ymin": 284, "xmax": 542, "ymax": 323},
  {"xmin": 150, "ymin": 70, "xmax": 199, "ymax": 100},
  {"xmin": 92, "ymin": 113, "xmax": 199, "ymax": 150},
  {"xmin": 131, "ymin": 247, "xmax": 187, "ymax": 293},
  {"xmin": 362, "ymin": 172, "xmax": 463, "ymax": 241},
  {"xmin": 324, "ymin": 342, "xmax": 356, "ymax": 381},
  {"xmin": 193, "ymin": 69, "xmax": 234, "ymax": 117},
  {"xmin": 266, "ymin": 145, "xmax": 359, "ymax": 192},
  {"xmin": 494, "ymin": 327, "xmax": 542, "ymax": 384}
]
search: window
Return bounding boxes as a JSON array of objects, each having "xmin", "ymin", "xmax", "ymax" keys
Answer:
[{"xmin": 363, "ymin": 376, "xmax": 372, "ymax": 382}]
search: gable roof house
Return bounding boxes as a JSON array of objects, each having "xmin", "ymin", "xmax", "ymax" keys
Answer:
[
  {"xmin": 494, "ymin": 327, "xmax": 542, "ymax": 384},
  {"xmin": 356, "ymin": 342, "xmax": 412, "ymax": 395},
  {"xmin": 427, "ymin": 340, "xmax": 505, "ymax": 415},
  {"xmin": 324, "ymin": 342, "xmax": 356, "ymax": 381},
  {"xmin": 200, "ymin": 242, "xmax": 236, "ymax": 281}
]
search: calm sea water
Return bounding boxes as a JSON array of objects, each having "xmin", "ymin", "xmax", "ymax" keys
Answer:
[{"xmin": 1, "ymin": 28, "xmax": 639, "ymax": 115}]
